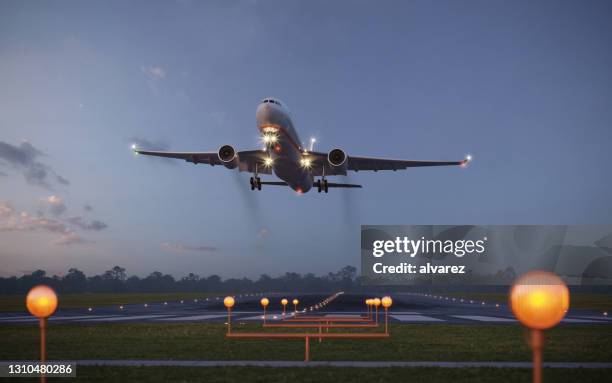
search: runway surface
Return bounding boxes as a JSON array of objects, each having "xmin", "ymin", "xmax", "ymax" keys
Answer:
[{"xmin": 1, "ymin": 293, "xmax": 610, "ymax": 325}]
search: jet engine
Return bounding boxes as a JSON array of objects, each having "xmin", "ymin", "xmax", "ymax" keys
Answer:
[
  {"xmin": 327, "ymin": 148, "xmax": 348, "ymax": 172},
  {"xmin": 218, "ymin": 145, "xmax": 238, "ymax": 169}
]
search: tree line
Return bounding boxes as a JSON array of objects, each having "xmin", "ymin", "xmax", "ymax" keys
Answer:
[{"xmin": 0, "ymin": 266, "xmax": 360, "ymax": 294}]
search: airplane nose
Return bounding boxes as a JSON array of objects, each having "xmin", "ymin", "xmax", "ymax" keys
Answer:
[{"xmin": 257, "ymin": 103, "xmax": 275, "ymax": 125}]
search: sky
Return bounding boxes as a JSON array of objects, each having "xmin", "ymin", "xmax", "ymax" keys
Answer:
[{"xmin": 1, "ymin": 0, "xmax": 611, "ymax": 279}]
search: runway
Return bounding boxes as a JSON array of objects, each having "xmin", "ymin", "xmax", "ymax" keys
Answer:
[{"xmin": 1, "ymin": 293, "xmax": 610, "ymax": 325}]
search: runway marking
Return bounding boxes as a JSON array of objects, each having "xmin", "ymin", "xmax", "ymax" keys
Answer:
[
  {"xmin": 0, "ymin": 315, "xmax": 120, "ymax": 323},
  {"xmin": 241, "ymin": 314, "xmax": 280, "ymax": 321},
  {"xmin": 79, "ymin": 315, "xmax": 173, "ymax": 322},
  {"xmin": 577, "ymin": 316, "xmax": 612, "ymax": 321},
  {"xmin": 390, "ymin": 315, "xmax": 444, "ymax": 322},
  {"xmin": 452, "ymin": 315, "xmax": 516, "ymax": 322},
  {"xmin": 51, "ymin": 315, "xmax": 121, "ymax": 321},
  {"xmin": 562, "ymin": 318, "xmax": 605, "ymax": 323},
  {"xmin": 385, "ymin": 311, "xmax": 421, "ymax": 315},
  {"xmin": 157, "ymin": 314, "xmax": 227, "ymax": 321}
]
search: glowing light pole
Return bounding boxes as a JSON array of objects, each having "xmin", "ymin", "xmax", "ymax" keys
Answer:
[
  {"xmin": 223, "ymin": 296, "xmax": 235, "ymax": 334},
  {"xmin": 373, "ymin": 298, "xmax": 381, "ymax": 325},
  {"xmin": 260, "ymin": 297, "xmax": 270, "ymax": 324},
  {"xmin": 26, "ymin": 285, "xmax": 58, "ymax": 383},
  {"xmin": 381, "ymin": 296, "xmax": 393, "ymax": 334},
  {"xmin": 281, "ymin": 298, "xmax": 288, "ymax": 317},
  {"xmin": 510, "ymin": 271, "xmax": 569, "ymax": 383},
  {"xmin": 293, "ymin": 298, "xmax": 299, "ymax": 313}
]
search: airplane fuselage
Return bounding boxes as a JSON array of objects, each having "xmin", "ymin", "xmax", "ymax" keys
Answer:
[{"xmin": 256, "ymin": 98, "xmax": 314, "ymax": 193}]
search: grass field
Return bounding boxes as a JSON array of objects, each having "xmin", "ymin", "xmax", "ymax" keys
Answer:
[
  {"xmin": 442, "ymin": 292, "xmax": 612, "ymax": 312},
  {"xmin": 3, "ymin": 366, "xmax": 611, "ymax": 383},
  {"xmin": 1, "ymin": 323, "xmax": 611, "ymax": 362},
  {"xmin": 0, "ymin": 292, "xmax": 220, "ymax": 313}
]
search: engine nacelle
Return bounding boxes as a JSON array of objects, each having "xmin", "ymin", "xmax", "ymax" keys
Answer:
[
  {"xmin": 327, "ymin": 148, "xmax": 348, "ymax": 172},
  {"xmin": 218, "ymin": 145, "xmax": 238, "ymax": 169}
]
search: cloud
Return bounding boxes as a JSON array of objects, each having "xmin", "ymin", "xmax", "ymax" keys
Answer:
[
  {"xmin": 160, "ymin": 242, "xmax": 218, "ymax": 254},
  {"xmin": 65, "ymin": 216, "xmax": 108, "ymax": 231},
  {"xmin": 0, "ymin": 141, "xmax": 69, "ymax": 188},
  {"xmin": 0, "ymin": 201, "xmax": 90, "ymax": 246},
  {"xmin": 39, "ymin": 195, "xmax": 67, "ymax": 216},
  {"xmin": 55, "ymin": 232, "xmax": 90, "ymax": 246},
  {"xmin": 141, "ymin": 66, "xmax": 166, "ymax": 80}
]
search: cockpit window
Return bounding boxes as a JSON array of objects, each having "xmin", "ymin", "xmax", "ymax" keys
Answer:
[{"xmin": 262, "ymin": 99, "xmax": 281, "ymax": 106}]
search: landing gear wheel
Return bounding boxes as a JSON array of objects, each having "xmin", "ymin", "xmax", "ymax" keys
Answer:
[
  {"xmin": 323, "ymin": 179, "xmax": 329, "ymax": 193},
  {"xmin": 316, "ymin": 180, "xmax": 322, "ymax": 193},
  {"xmin": 250, "ymin": 177, "xmax": 255, "ymax": 190},
  {"xmin": 256, "ymin": 177, "xmax": 262, "ymax": 191}
]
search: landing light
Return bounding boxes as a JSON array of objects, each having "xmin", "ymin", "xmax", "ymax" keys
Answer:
[
  {"xmin": 264, "ymin": 157, "xmax": 274, "ymax": 167},
  {"xmin": 131, "ymin": 144, "xmax": 137, "ymax": 150},
  {"xmin": 300, "ymin": 157, "xmax": 312, "ymax": 168}
]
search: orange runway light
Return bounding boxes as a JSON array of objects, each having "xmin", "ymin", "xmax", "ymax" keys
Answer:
[
  {"xmin": 292, "ymin": 298, "xmax": 299, "ymax": 313},
  {"xmin": 381, "ymin": 296, "xmax": 393, "ymax": 334},
  {"xmin": 373, "ymin": 297, "xmax": 381, "ymax": 324},
  {"xmin": 260, "ymin": 297, "xmax": 270, "ymax": 324},
  {"xmin": 26, "ymin": 285, "xmax": 58, "ymax": 383},
  {"xmin": 510, "ymin": 271, "xmax": 569, "ymax": 383},
  {"xmin": 224, "ymin": 296, "xmax": 235, "ymax": 334},
  {"xmin": 281, "ymin": 298, "xmax": 288, "ymax": 316}
]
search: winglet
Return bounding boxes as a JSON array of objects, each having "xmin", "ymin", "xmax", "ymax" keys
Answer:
[{"xmin": 460, "ymin": 154, "xmax": 473, "ymax": 167}]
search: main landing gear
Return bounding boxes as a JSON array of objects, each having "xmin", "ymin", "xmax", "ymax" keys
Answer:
[
  {"xmin": 250, "ymin": 163, "xmax": 262, "ymax": 191},
  {"xmin": 315, "ymin": 178, "xmax": 328, "ymax": 193},
  {"xmin": 315, "ymin": 166, "xmax": 328, "ymax": 193},
  {"xmin": 250, "ymin": 176, "xmax": 262, "ymax": 191}
]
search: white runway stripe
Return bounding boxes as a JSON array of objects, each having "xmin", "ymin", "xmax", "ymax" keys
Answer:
[
  {"xmin": 390, "ymin": 315, "xmax": 444, "ymax": 322},
  {"xmin": 158, "ymin": 314, "xmax": 227, "ymax": 321},
  {"xmin": 577, "ymin": 316, "xmax": 612, "ymax": 321},
  {"xmin": 562, "ymin": 318, "xmax": 604, "ymax": 323},
  {"xmin": 80, "ymin": 315, "xmax": 173, "ymax": 322},
  {"xmin": 452, "ymin": 315, "xmax": 516, "ymax": 322}
]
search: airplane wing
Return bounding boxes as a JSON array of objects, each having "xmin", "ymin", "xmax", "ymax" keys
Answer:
[
  {"xmin": 346, "ymin": 156, "xmax": 468, "ymax": 172},
  {"xmin": 134, "ymin": 149, "xmax": 273, "ymax": 174},
  {"xmin": 306, "ymin": 151, "xmax": 469, "ymax": 176}
]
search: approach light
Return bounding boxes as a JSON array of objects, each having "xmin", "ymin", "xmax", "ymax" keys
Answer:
[
  {"xmin": 281, "ymin": 298, "xmax": 288, "ymax": 306},
  {"xmin": 292, "ymin": 299, "xmax": 299, "ymax": 305},
  {"xmin": 260, "ymin": 298, "xmax": 270, "ymax": 307},
  {"xmin": 381, "ymin": 296, "xmax": 393, "ymax": 309},
  {"xmin": 26, "ymin": 285, "xmax": 58, "ymax": 319},
  {"xmin": 373, "ymin": 298, "xmax": 381, "ymax": 307},
  {"xmin": 119, "ymin": 305, "xmax": 124, "ymax": 310},
  {"xmin": 510, "ymin": 271, "xmax": 569, "ymax": 330},
  {"xmin": 224, "ymin": 296, "xmax": 235, "ymax": 309}
]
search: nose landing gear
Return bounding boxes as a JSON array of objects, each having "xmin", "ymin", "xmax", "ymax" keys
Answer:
[{"xmin": 315, "ymin": 178, "xmax": 328, "ymax": 193}]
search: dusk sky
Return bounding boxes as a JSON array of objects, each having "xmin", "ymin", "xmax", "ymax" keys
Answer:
[{"xmin": 1, "ymin": 0, "xmax": 611, "ymax": 279}]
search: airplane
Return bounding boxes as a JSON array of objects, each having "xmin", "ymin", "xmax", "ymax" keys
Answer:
[{"xmin": 133, "ymin": 97, "xmax": 471, "ymax": 194}]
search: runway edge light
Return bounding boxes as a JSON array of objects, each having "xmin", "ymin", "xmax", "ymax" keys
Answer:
[{"xmin": 510, "ymin": 271, "xmax": 569, "ymax": 383}]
